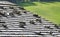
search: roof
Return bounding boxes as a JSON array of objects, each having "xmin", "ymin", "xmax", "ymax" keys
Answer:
[{"xmin": 0, "ymin": 1, "xmax": 60, "ymax": 37}]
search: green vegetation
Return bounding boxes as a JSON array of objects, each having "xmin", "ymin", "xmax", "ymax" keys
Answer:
[{"xmin": 18, "ymin": 2, "xmax": 60, "ymax": 25}]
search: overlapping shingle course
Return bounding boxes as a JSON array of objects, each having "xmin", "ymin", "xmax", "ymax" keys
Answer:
[{"xmin": 0, "ymin": 1, "xmax": 60, "ymax": 37}]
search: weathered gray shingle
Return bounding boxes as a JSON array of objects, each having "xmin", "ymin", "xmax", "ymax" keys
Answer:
[{"xmin": 0, "ymin": 1, "xmax": 60, "ymax": 37}]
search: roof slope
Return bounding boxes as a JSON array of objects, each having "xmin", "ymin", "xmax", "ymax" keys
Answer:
[{"xmin": 0, "ymin": 1, "xmax": 60, "ymax": 37}]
